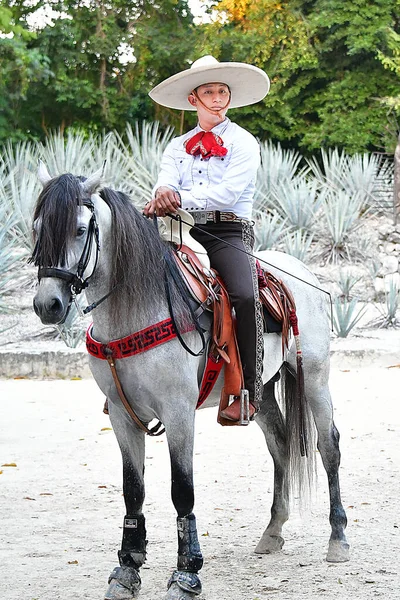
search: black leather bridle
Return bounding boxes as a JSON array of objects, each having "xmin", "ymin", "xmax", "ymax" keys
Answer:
[{"xmin": 37, "ymin": 199, "xmax": 103, "ymax": 314}]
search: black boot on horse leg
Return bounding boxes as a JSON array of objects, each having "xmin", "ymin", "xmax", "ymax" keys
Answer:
[
  {"xmin": 166, "ymin": 514, "xmax": 203, "ymax": 599},
  {"xmin": 104, "ymin": 421, "xmax": 146, "ymax": 600},
  {"xmin": 165, "ymin": 431, "xmax": 203, "ymax": 600},
  {"xmin": 106, "ymin": 514, "xmax": 146, "ymax": 599}
]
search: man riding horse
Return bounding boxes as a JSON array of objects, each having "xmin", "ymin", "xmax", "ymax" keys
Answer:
[{"xmin": 144, "ymin": 55, "xmax": 270, "ymax": 422}]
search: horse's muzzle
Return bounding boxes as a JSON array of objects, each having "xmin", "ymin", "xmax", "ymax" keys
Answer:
[{"xmin": 33, "ymin": 282, "xmax": 70, "ymax": 325}]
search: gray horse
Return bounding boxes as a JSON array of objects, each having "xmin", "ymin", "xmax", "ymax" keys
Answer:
[{"xmin": 32, "ymin": 166, "xmax": 349, "ymax": 600}]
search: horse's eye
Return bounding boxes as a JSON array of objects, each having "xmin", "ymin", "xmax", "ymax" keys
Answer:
[{"xmin": 77, "ymin": 227, "xmax": 87, "ymax": 237}]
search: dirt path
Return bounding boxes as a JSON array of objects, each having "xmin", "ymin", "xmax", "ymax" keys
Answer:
[{"xmin": 1, "ymin": 367, "xmax": 399, "ymax": 599}]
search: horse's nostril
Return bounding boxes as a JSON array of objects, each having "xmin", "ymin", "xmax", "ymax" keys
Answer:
[
  {"xmin": 33, "ymin": 299, "xmax": 40, "ymax": 316},
  {"xmin": 47, "ymin": 297, "xmax": 63, "ymax": 314}
]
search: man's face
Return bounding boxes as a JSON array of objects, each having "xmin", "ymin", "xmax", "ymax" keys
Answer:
[{"xmin": 189, "ymin": 82, "xmax": 231, "ymax": 120}]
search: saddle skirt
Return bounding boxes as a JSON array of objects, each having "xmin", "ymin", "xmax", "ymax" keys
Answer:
[{"xmin": 162, "ymin": 212, "xmax": 299, "ymax": 424}]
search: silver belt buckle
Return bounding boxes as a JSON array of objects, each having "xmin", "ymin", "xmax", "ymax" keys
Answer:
[{"xmin": 191, "ymin": 211, "xmax": 208, "ymax": 225}]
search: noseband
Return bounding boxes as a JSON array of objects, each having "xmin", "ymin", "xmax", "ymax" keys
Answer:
[{"xmin": 37, "ymin": 198, "xmax": 101, "ymax": 308}]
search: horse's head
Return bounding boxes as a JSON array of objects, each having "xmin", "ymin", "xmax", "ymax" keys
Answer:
[{"xmin": 32, "ymin": 163, "xmax": 107, "ymax": 324}]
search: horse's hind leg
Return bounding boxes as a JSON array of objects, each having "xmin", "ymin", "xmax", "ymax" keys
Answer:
[
  {"xmin": 105, "ymin": 408, "xmax": 146, "ymax": 600},
  {"xmin": 164, "ymin": 413, "xmax": 203, "ymax": 600},
  {"xmin": 307, "ymin": 377, "xmax": 350, "ymax": 562},
  {"xmin": 254, "ymin": 375, "xmax": 289, "ymax": 554}
]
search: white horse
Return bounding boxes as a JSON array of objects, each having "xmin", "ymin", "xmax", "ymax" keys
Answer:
[{"xmin": 32, "ymin": 167, "xmax": 349, "ymax": 600}]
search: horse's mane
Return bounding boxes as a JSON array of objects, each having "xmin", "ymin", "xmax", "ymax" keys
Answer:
[
  {"xmin": 31, "ymin": 174, "xmax": 191, "ymax": 327},
  {"xmin": 99, "ymin": 186, "xmax": 190, "ymax": 325}
]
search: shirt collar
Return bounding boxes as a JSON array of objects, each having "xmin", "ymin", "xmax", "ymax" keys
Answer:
[{"xmin": 195, "ymin": 117, "xmax": 230, "ymax": 135}]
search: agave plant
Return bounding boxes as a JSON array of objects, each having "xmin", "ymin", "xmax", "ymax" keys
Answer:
[
  {"xmin": 371, "ymin": 277, "xmax": 400, "ymax": 328},
  {"xmin": 254, "ymin": 212, "xmax": 287, "ymax": 251},
  {"xmin": 307, "ymin": 148, "xmax": 390, "ymax": 215},
  {"xmin": 336, "ymin": 268, "xmax": 363, "ymax": 300},
  {"xmin": 38, "ymin": 129, "xmax": 96, "ymax": 176},
  {"xmin": 317, "ymin": 190, "xmax": 368, "ymax": 263},
  {"xmin": 0, "ymin": 210, "xmax": 24, "ymax": 312},
  {"xmin": 283, "ymin": 229, "xmax": 314, "ymax": 262},
  {"xmin": 270, "ymin": 176, "xmax": 324, "ymax": 232},
  {"xmin": 255, "ymin": 141, "xmax": 308, "ymax": 212},
  {"xmin": 116, "ymin": 121, "xmax": 176, "ymax": 206},
  {"xmin": 332, "ymin": 297, "xmax": 367, "ymax": 337}
]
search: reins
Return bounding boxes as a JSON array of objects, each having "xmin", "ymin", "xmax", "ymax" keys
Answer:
[{"xmin": 165, "ymin": 212, "xmax": 334, "ymax": 328}]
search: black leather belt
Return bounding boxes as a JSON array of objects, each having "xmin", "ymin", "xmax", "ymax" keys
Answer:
[{"xmin": 189, "ymin": 210, "xmax": 242, "ymax": 224}]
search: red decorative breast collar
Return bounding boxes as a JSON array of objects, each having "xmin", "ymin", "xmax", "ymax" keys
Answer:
[
  {"xmin": 86, "ymin": 318, "xmax": 224, "ymax": 407},
  {"xmin": 86, "ymin": 318, "xmax": 195, "ymax": 360}
]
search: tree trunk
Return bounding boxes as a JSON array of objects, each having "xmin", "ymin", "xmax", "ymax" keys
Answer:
[{"xmin": 394, "ymin": 133, "xmax": 400, "ymax": 225}]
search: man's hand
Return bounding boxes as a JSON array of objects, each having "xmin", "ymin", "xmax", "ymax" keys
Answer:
[{"xmin": 143, "ymin": 186, "xmax": 181, "ymax": 217}]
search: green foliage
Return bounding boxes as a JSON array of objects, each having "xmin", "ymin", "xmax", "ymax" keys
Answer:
[
  {"xmin": 283, "ymin": 229, "xmax": 314, "ymax": 262},
  {"xmin": 336, "ymin": 268, "xmax": 363, "ymax": 300},
  {"xmin": 318, "ymin": 190, "xmax": 367, "ymax": 263},
  {"xmin": 332, "ymin": 297, "xmax": 367, "ymax": 337},
  {"xmin": 254, "ymin": 212, "xmax": 287, "ymax": 251},
  {"xmin": 270, "ymin": 177, "xmax": 324, "ymax": 231}
]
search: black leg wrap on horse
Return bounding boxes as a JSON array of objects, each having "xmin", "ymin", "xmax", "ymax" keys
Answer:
[
  {"xmin": 108, "ymin": 566, "xmax": 141, "ymax": 594},
  {"xmin": 167, "ymin": 571, "xmax": 202, "ymax": 596},
  {"xmin": 176, "ymin": 513, "xmax": 203, "ymax": 572},
  {"xmin": 118, "ymin": 514, "xmax": 147, "ymax": 569}
]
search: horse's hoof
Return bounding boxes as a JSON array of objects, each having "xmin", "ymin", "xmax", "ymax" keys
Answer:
[
  {"xmin": 165, "ymin": 571, "xmax": 202, "ymax": 599},
  {"xmin": 105, "ymin": 566, "xmax": 141, "ymax": 599},
  {"xmin": 326, "ymin": 539, "xmax": 350, "ymax": 563},
  {"xmin": 254, "ymin": 532, "xmax": 284, "ymax": 554}
]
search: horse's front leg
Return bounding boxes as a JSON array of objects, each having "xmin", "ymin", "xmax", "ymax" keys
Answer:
[
  {"xmin": 105, "ymin": 405, "xmax": 146, "ymax": 600},
  {"xmin": 164, "ymin": 412, "xmax": 203, "ymax": 600}
]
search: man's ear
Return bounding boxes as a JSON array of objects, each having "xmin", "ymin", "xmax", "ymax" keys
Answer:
[{"xmin": 188, "ymin": 94, "xmax": 197, "ymax": 107}]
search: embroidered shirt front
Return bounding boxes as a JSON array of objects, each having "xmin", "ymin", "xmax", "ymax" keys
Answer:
[{"xmin": 152, "ymin": 118, "xmax": 260, "ymax": 220}]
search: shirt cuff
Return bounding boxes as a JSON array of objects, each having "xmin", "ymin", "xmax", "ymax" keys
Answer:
[{"xmin": 179, "ymin": 190, "xmax": 207, "ymax": 211}]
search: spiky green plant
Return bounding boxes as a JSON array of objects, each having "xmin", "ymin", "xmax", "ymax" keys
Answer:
[
  {"xmin": 38, "ymin": 129, "xmax": 96, "ymax": 175},
  {"xmin": 255, "ymin": 141, "xmax": 308, "ymax": 211},
  {"xmin": 283, "ymin": 229, "xmax": 314, "ymax": 262},
  {"xmin": 337, "ymin": 269, "xmax": 363, "ymax": 300},
  {"xmin": 254, "ymin": 212, "xmax": 287, "ymax": 250},
  {"xmin": 270, "ymin": 177, "xmax": 324, "ymax": 232},
  {"xmin": 373, "ymin": 277, "xmax": 400, "ymax": 328},
  {"xmin": 0, "ymin": 210, "xmax": 24, "ymax": 312},
  {"xmin": 0, "ymin": 139, "xmax": 40, "ymax": 253},
  {"xmin": 332, "ymin": 298, "xmax": 367, "ymax": 337},
  {"xmin": 117, "ymin": 121, "xmax": 175, "ymax": 205},
  {"xmin": 56, "ymin": 298, "xmax": 87, "ymax": 348},
  {"xmin": 318, "ymin": 190, "xmax": 368, "ymax": 263},
  {"xmin": 366, "ymin": 258, "xmax": 382, "ymax": 280},
  {"xmin": 307, "ymin": 148, "xmax": 389, "ymax": 214}
]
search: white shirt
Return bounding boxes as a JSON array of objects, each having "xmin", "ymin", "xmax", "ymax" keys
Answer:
[{"xmin": 153, "ymin": 118, "xmax": 260, "ymax": 220}]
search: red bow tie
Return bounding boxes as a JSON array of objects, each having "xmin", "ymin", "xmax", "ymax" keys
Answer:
[{"xmin": 184, "ymin": 131, "xmax": 228, "ymax": 159}]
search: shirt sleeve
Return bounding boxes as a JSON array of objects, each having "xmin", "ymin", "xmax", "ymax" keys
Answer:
[
  {"xmin": 179, "ymin": 135, "xmax": 260, "ymax": 210},
  {"xmin": 152, "ymin": 140, "xmax": 181, "ymax": 198}
]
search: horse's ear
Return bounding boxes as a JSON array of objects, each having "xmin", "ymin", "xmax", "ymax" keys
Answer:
[
  {"xmin": 81, "ymin": 165, "xmax": 104, "ymax": 195},
  {"xmin": 38, "ymin": 161, "xmax": 52, "ymax": 186}
]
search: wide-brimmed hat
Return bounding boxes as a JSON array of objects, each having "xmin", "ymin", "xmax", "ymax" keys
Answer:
[{"xmin": 149, "ymin": 55, "xmax": 270, "ymax": 111}]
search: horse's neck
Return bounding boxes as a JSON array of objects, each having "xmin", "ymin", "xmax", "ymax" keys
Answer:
[{"xmin": 86, "ymin": 268, "xmax": 168, "ymax": 343}]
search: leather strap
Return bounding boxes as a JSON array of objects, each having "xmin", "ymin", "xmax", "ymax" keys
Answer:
[{"xmin": 106, "ymin": 355, "xmax": 165, "ymax": 437}]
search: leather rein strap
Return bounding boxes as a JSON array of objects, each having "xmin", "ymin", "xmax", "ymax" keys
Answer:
[{"xmin": 105, "ymin": 353, "xmax": 165, "ymax": 437}]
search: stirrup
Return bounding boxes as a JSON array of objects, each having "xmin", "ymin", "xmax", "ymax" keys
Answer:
[{"xmin": 228, "ymin": 389, "xmax": 250, "ymax": 425}]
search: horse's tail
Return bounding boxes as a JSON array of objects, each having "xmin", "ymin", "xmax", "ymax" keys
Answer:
[{"xmin": 281, "ymin": 361, "xmax": 316, "ymax": 504}]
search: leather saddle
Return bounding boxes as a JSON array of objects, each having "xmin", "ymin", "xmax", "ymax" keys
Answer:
[{"xmin": 160, "ymin": 211, "xmax": 297, "ymax": 426}]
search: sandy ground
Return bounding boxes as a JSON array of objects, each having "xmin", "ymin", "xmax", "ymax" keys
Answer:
[{"xmin": 1, "ymin": 366, "xmax": 400, "ymax": 600}]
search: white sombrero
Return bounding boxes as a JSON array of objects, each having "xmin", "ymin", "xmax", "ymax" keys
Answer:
[{"xmin": 149, "ymin": 55, "xmax": 270, "ymax": 111}]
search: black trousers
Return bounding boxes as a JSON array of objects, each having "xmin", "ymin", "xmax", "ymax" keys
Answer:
[{"xmin": 190, "ymin": 220, "xmax": 264, "ymax": 405}]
